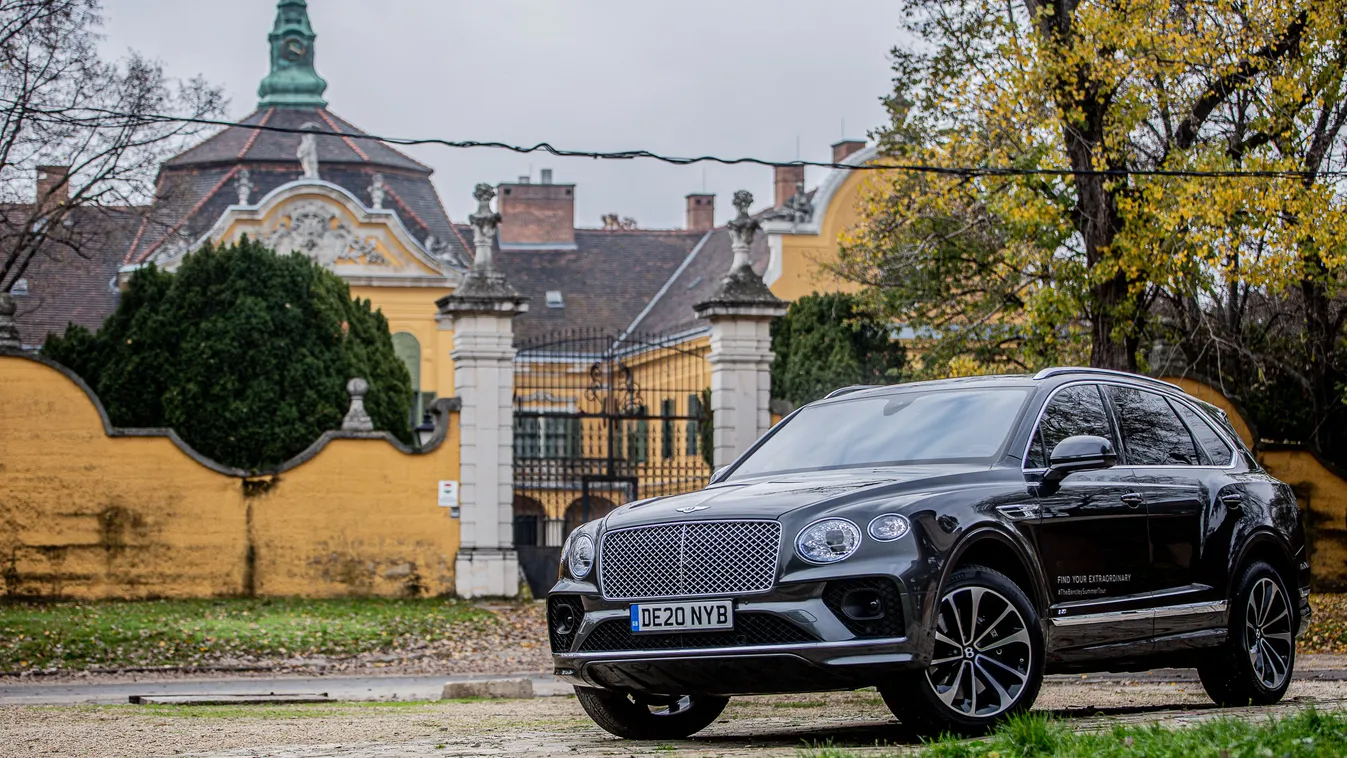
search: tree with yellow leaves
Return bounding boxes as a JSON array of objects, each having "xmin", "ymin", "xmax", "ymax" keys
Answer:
[{"xmin": 839, "ymin": 0, "xmax": 1344, "ymax": 381}]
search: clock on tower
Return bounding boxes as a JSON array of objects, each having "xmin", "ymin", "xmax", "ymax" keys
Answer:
[{"xmin": 258, "ymin": 0, "xmax": 328, "ymax": 108}]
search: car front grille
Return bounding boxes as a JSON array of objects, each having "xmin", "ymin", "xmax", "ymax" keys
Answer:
[
  {"xmin": 577, "ymin": 613, "xmax": 815, "ymax": 652},
  {"xmin": 598, "ymin": 520, "xmax": 781, "ymax": 600}
]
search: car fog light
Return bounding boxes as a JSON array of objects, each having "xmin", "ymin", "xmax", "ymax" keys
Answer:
[
  {"xmin": 796, "ymin": 518, "xmax": 861, "ymax": 564},
  {"xmin": 568, "ymin": 534, "xmax": 595, "ymax": 578},
  {"xmin": 553, "ymin": 604, "xmax": 578, "ymax": 635},
  {"xmin": 868, "ymin": 514, "xmax": 911, "ymax": 542}
]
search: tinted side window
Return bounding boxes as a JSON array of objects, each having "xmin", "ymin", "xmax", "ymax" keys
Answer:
[
  {"xmin": 1025, "ymin": 384, "xmax": 1113, "ymax": 468},
  {"xmin": 1172, "ymin": 401, "xmax": 1234, "ymax": 466},
  {"xmin": 1109, "ymin": 387, "xmax": 1200, "ymax": 466}
]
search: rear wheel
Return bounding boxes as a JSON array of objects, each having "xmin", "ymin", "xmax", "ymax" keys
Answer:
[
  {"xmin": 1198, "ymin": 561, "xmax": 1295, "ymax": 706},
  {"xmin": 880, "ymin": 565, "xmax": 1043, "ymax": 737},
  {"xmin": 574, "ymin": 687, "xmax": 728, "ymax": 740}
]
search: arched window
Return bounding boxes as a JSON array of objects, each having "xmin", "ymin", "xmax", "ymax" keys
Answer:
[{"xmin": 391, "ymin": 332, "xmax": 422, "ymax": 427}]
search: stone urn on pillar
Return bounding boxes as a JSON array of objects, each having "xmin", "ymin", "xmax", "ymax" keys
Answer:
[
  {"xmin": 436, "ymin": 184, "xmax": 529, "ymax": 598},
  {"xmin": 693, "ymin": 190, "xmax": 788, "ymax": 469}
]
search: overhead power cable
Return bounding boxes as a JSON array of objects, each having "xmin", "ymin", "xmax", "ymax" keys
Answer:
[{"xmin": 16, "ymin": 102, "xmax": 1347, "ymax": 180}]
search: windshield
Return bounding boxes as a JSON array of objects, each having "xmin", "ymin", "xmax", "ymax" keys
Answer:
[{"xmin": 728, "ymin": 387, "xmax": 1031, "ymax": 479}]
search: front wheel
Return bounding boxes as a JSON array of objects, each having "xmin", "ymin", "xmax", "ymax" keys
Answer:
[
  {"xmin": 1198, "ymin": 561, "xmax": 1296, "ymax": 706},
  {"xmin": 880, "ymin": 565, "xmax": 1043, "ymax": 737},
  {"xmin": 574, "ymin": 687, "xmax": 728, "ymax": 740}
]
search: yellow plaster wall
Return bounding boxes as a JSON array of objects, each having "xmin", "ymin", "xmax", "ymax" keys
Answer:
[
  {"xmin": 1258, "ymin": 449, "xmax": 1347, "ymax": 590},
  {"xmin": 250, "ymin": 419, "xmax": 461, "ymax": 597},
  {"xmin": 350, "ymin": 285, "xmax": 455, "ymax": 400},
  {"xmin": 0, "ymin": 357, "xmax": 246, "ymax": 598},
  {"xmin": 769, "ymin": 170, "xmax": 866, "ymax": 302},
  {"xmin": 0, "ymin": 355, "xmax": 461, "ymax": 599}
]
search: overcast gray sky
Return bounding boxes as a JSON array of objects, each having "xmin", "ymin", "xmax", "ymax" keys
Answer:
[{"xmin": 99, "ymin": 1, "xmax": 905, "ymax": 229}]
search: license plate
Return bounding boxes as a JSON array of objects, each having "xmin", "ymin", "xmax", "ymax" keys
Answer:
[{"xmin": 629, "ymin": 599, "xmax": 734, "ymax": 634}]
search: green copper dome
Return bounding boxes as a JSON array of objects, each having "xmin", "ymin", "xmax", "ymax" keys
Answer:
[{"xmin": 258, "ymin": 0, "xmax": 328, "ymax": 108}]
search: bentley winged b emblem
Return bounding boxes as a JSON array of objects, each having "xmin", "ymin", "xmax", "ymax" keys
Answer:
[{"xmin": 676, "ymin": 505, "xmax": 711, "ymax": 514}]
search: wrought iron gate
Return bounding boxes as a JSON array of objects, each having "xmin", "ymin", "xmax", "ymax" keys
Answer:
[{"xmin": 512, "ymin": 328, "xmax": 712, "ymax": 596}]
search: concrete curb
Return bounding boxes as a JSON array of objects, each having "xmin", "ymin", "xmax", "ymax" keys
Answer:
[{"xmin": 440, "ymin": 677, "xmax": 534, "ymax": 699}]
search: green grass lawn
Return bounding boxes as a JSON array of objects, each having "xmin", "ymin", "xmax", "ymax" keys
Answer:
[
  {"xmin": 0, "ymin": 597, "xmax": 491, "ymax": 672},
  {"xmin": 803, "ymin": 709, "xmax": 1347, "ymax": 757}
]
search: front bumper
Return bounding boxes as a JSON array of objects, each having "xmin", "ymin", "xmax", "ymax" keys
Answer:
[{"xmin": 549, "ymin": 578, "xmax": 929, "ymax": 697}]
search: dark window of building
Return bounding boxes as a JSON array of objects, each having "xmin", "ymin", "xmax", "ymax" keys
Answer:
[
  {"xmin": 1108, "ymin": 387, "xmax": 1200, "ymax": 466},
  {"xmin": 661, "ymin": 399, "xmax": 675, "ymax": 460},
  {"xmin": 686, "ymin": 394, "xmax": 702, "ymax": 456},
  {"xmin": 1026, "ymin": 384, "xmax": 1113, "ymax": 468},
  {"xmin": 516, "ymin": 413, "xmax": 579, "ymax": 460},
  {"xmin": 516, "ymin": 415, "xmax": 541, "ymax": 459},
  {"xmin": 627, "ymin": 406, "xmax": 649, "ymax": 464}
]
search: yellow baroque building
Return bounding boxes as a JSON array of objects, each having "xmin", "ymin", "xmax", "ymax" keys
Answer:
[{"xmin": 14, "ymin": 0, "xmax": 881, "ymax": 594}]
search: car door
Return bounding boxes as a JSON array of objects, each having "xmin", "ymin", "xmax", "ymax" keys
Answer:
[
  {"xmin": 1021, "ymin": 383, "xmax": 1154, "ymax": 655},
  {"xmin": 1105, "ymin": 386, "xmax": 1227, "ymax": 642}
]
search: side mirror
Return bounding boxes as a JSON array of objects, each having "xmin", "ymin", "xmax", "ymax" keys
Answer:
[
  {"xmin": 1043, "ymin": 435, "xmax": 1117, "ymax": 484},
  {"xmin": 709, "ymin": 466, "xmax": 729, "ymax": 484}
]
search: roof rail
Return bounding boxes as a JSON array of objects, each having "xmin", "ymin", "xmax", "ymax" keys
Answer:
[
  {"xmin": 824, "ymin": 385, "xmax": 882, "ymax": 399},
  {"xmin": 1032, "ymin": 367, "xmax": 1180, "ymax": 390}
]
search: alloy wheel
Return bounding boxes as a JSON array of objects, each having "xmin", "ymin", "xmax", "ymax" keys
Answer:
[
  {"xmin": 1245, "ymin": 577, "xmax": 1294, "ymax": 690},
  {"xmin": 925, "ymin": 586, "xmax": 1033, "ymax": 718}
]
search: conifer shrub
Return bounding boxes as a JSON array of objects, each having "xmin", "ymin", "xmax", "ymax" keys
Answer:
[
  {"xmin": 43, "ymin": 237, "xmax": 413, "ymax": 470},
  {"xmin": 770, "ymin": 292, "xmax": 907, "ymax": 408}
]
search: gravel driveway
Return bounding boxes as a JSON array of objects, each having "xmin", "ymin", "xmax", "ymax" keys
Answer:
[{"xmin": 4, "ymin": 677, "xmax": 1346, "ymax": 757}]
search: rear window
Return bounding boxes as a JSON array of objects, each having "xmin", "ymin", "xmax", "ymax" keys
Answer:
[
  {"xmin": 729, "ymin": 388, "xmax": 1031, "ymax": 479},
  {"xmin": 1108, "ymin": 387, "xmax": 1201, "ymax": 466},
  {"xmin": 1172, "ymin": 401, "xmax": 1235, "ymax": 466}
]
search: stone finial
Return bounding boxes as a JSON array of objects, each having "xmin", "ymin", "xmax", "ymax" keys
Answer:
[
  {"xmin": 435, "ymin": 183, "xmax": 527, "ymax": 314},
  {"xmin": 237, "ymin": 169, "xmax": 254, "ymax": 205},
  {"xmin": 469, "ymin": 183, "xmax": 502, "ymax": 272},
  {"xmin": 0, "ymin": 292, "xmax": 20, "ymax": 349},
  {"xmin": 693, "ymin": 189, "xmax": 785, "ymax": 317},
  {"xmin": 342, "ymin": 377, "xmax": 375, "ymax": 432},
  {"xmin": 726, "ymin": 190, "xmax": 761, "ymax": 274},
  {"xmin": 369, "ymin": 173, "xmax": 386, "ymax": 209}
]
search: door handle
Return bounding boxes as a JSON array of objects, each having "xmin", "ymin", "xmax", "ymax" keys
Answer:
[
  {"xmin": 1120, "ymin": 493, "xmax": 1144, "ymax": 508},
  {"xmin": 1220, "ymin": 493, "xmax": 1243, "ymax": 509}
]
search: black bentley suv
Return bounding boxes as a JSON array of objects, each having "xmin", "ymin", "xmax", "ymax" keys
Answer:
[{"xmin": 547, "ymin": 368, "xmax": 1311, "ymax": 739}]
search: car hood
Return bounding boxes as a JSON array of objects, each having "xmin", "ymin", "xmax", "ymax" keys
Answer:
[{"xmin": 602, "ymin": 464, "xmax": 988, "ymax": 530}]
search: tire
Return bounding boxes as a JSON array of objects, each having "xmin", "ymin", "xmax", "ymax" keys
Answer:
[
  {"xmin": 880, "ymin": 565, "xmax": 1043, "ymax": 737},
  {"xmin": 574, "ymin": 686, "xmax": 729, "ymax": 740},
  {"xmin": 1198, "ymin": 561, "xmax": 1296, "ymax": 707}
]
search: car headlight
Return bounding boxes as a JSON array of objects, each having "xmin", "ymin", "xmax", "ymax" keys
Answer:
[
  {"xmin": 796, "ymin": 518, "xmax": 861, "ymax": 564},
  {"xmin": 868, "ymin": 514, "xmax": 911, "ymax": 542},
  {"xmin": 567, "ymin": 533, "xmax": 596, "ymax": 579}
]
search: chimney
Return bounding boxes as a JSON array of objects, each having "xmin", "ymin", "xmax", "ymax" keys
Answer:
[
  {"xmin": 774, "ymin": 164, "xmax": 804, "ymax": 208},
  {"xmin": 540, "ymin": 168, "xmax": 553, "ymax": 184},
  {"xmin": 832, "ymin": 139, "xmax": 867, "ymax": 164},
  {"xmin": 686, "ymin": 193, "xmax": 714, "ymax": 232},
  {"xmin": 36, "ymin": 165, "xmax": 70, "ymax": 209},
  {"xmin": 498, "ymin": 177, "xmax": 576, "ymax": 247}
]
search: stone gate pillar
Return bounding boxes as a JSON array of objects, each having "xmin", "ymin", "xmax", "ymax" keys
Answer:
[
  {"xmin": 437, "ymin": 184, "xmax": 529, "ymax": 598},
  {"xmin": 694, "ymin": 191, "xmax": 787, "ymax": 469}
]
